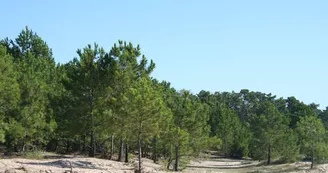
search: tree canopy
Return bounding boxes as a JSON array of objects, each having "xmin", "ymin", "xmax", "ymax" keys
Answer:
[{"xmin": 0, "ymin": 27, "xmax": 327, "ymax": 171}]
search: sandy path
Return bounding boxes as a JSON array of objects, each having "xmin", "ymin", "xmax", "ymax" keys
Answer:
[
  {"xmin": 0, "ymin": 153, "xmax": 327, "ymax": 173},
  {"xmin": 183, "ymin": 155, "xmax": 326, "ymax": 173}
]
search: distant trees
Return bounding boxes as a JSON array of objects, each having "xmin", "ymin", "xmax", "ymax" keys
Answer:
[
  {"xmin": 1, "ymin": 27, "xmax": 328, "ymax": 172},
  {"xmin": 200, "ymin": 89, "xmax": 325, "ymax": 168},
  {"xmin": 215, "ymin": 104, "xmax": 240, "ymax": 157}
]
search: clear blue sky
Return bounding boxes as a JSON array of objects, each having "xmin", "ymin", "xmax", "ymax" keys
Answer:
[{"xmin": 1, "ymin": 0, "xmax": 327, "ymax": 109}]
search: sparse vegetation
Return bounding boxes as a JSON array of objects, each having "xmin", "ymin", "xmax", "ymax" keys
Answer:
[{"xmin": 23, "ymin": 151, "xmax": 44, "ymax": 160}]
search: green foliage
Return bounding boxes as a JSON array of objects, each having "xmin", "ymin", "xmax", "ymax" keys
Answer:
[
  {"xmin": 287, "ymin": 97, "xmax": 317, "ymax": 128},
  {"xmin": 5, "ymin": 118, "xmax": 25, "ymax": 148},
  {"xmin": 314, "ymin": 142, "xmax": 328, "ymax": 164},
  {"xmin": 216, "ymin": 104, "xmax": 237, "ymax": 156},
  {"xmin": 230, "ymin": 124, "xmax": 252, "ymax": 158},
  {"xmin": 206, "ymin": 136, "xmax": 222, "ymax": 150},
  {"xmin": 214, "ymin": 104, "xmax": 251, "ymax": 158},
  {"xmin": 160, "ymin": 89, "xmax": 211, "ymax": 170},
  {"xmin": 0, "ymin": 46, "xmax": 20, "ymax": 115},
  {"xmin": 278, "ymin": 129, "xmax": 300, "ymax": 163},
  {"xmin": 2, "ymin": 27, "xmax": 328, "ymax": 170},
  {"xmin": 128, "ymin": 77, "xmax": 169, "ymax": 137},
  {"xmin": 0, "ymin": 45, "xmax": 20, "ymax": 142},
  {"xmin": 63, "ymin": 43, "xmax": 106, "ymax": 156},
  {"xmin": 23, "ymin": 151, "xmax": 44, "ymax": 160},
  {"xmin": 1, "ymin": 27, "xmax": 59, "ymax": 151},
  {"xmin": 200, "ymin": 91, "xmax": 251, "ymax": 158},
  {"xmin": 296, "ymin": 115, "xmax": 327, "ymax": 163},
  {"xmin": 249, "ymin": 102, "xmax": 289, "ymax": 163}
]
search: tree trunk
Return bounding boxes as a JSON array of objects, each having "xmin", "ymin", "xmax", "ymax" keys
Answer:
[
  {"xmin": 54, "ymin": 140, "xmax": 58, "ymax": 152},
  {"xmin": 224, "ymin": 137, "xmax": 228, "ymax": 157},
  {"xmin": 22, "ymin": 127, "xmax": 27, "ymax": 152},
  {"xmin": 109, "ymin": 135, "xmax": 114, "ymax": 160},
  {"xmin": 152, "ymin": 137, "xmax": 157, "ymax": 163},
  {"xmin": 82, "ymin": 135, "xmax": 86, "ymax": 153},
  {"xmin": 311, "ymin": 143, "xmax": 314, "ymax": 169},
  {"xmin": 174, "ymin": 144, "xmax": 179, "ymax": 171},
  {"xmin": 125, "ymin": 143, "xmax": 129, "ymax": 163},
  {"xmin": 167, "ymin": 156, "xmax": 172, "ymax": 170},
  {"xmin": 118, "ymin": 139, "xmax": 124, "ymax": 162},
  {"xmin": 267, "ymin": 144, "xmax": 271, "ymax": 165},
  {"xmin": 88, "ymin": 88, "xmax": 95, "ymax": 157},
  {"xmin": 66, "ymin": 140, "xmax": 70, "ymax": 153},
  {"xmin": 89, "ymin": 130, "xmax": 95, "ymax": 157},
  {"xmin": 138, "ymin": 130, "xmax": 142, "ymax": 173}
]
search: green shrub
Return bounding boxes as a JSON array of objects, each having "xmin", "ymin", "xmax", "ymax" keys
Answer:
[{"xmin": 23, "ymin": 151, "xmax": 44, "ymax": 159}]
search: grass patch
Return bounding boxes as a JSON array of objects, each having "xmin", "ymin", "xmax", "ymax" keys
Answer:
[
  {"xmin": 247, "ymin": 171, "xmax": 262, "ymax": 173},
  {"xmin": 179, "ymin": 156, "xmax": 191, "ymax": 170},
  {"xmin": 23, "ymin": 151, "xmax": 44, "ymax": 159}
]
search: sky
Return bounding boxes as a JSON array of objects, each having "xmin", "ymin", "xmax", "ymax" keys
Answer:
[{"xmin": 1, "ymin": 0, "xmax": 327, "ymax": 109}]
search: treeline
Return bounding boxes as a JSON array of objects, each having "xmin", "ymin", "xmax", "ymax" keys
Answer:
[{"xmin": 0, "ymin": 27, "xmax": 328, "ymax": 171}]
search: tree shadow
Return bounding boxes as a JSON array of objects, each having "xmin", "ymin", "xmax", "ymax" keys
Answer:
[
  {"xmin": 16, "ymin": 160, "xmax": 105, "ymax": 170},
  {"xmin": 43, "ymin": 155, "xmax": 73, "ymax": 159},
  {"xmin": 187, "ymin": 163, "xmax": 259, "ymax": 169}
]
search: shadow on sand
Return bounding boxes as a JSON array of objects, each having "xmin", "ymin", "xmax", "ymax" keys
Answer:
[{"xmin": 17, "ymin": 160, "xmax": 104, "ymax": 170}]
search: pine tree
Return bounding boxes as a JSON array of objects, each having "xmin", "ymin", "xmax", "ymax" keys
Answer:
[
  {"xmin": 2, "ymin": 27, "xmax": 58, "ymax": 151},
  {"xmin": 104, "ymin": 41, "xmax": 155, "ymax": 162},
  {"xmin": 64, "ymin": 43, "xmax": 106, "ymax": 157},
  {"xmin": 127, "ymin": 77, "xmax": 169, "ymax": 172},
  {"xmin": 296, "ymin": 115, "xmax": 326, "ymax": 168},
  {"xmin": 0, "ymin": 45, "xmax": 20, "ymax": 143},
  {"xmin": 250, "ymin": 102, "xmax": 288, "ymax": 165},
  {"xmin": 167, "ymin": 90, "xmax": 210, "ymax": 171},
  {"xmin": 216, "ymin": 104, "xmax": 239, "ymax": 157}
]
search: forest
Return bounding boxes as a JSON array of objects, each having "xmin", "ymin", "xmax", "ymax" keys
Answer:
[{"xmin": 0, "ymin": 27, "xmax": 327, "ymax": 172}]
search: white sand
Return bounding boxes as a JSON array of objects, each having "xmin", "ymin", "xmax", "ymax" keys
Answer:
[
  {"xmin": 0, "ymin": 156, "xmax": 168, "ymax": 173},
  {"xmin": 0, "ymin": 155, "xmax": 327, "ymax": 173}
]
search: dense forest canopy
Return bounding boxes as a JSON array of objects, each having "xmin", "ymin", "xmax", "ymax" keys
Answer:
[{"xmin": 1, "ymin": 27, "xmax": 328, "ymax": 171}]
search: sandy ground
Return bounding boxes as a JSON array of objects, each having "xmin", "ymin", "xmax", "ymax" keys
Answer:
[
  {"xmin": 1, "ymin": 154, "xmax": 328, "ymax": 173},
  {"xmin": 0, "ymin": 156, "xmax": 166, "ymax": 173},
  {"xmin": 184, "ymin": 156, "xmax": 328, "ymax": 173}
]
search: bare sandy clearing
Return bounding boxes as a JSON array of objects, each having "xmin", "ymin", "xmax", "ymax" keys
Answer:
[
  {"xmin": 0, "ymin": 154, "xmax": 327, "ymax": 173},
  {"xmin": 0, "ymin": 157, "xmax": 135, "ymax": 173}
]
